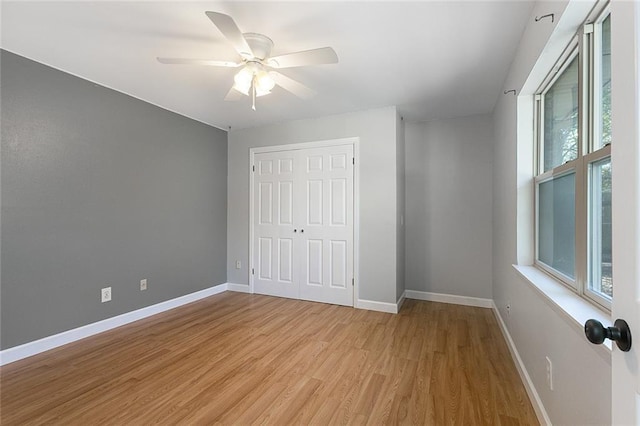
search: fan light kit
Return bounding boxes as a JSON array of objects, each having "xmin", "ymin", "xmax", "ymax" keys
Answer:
[{"xmin": 157, "ymin": 12, "xmax": 339, "ymax": 111}]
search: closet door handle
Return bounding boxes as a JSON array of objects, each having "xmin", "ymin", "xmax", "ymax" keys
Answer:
[
  {"xmin": 300, "ymin": 229, "xmax": 304, "ymax": 233},
  {"xmin": 293, "ymin": 229, "xmax": 297, "ymax": 233}
]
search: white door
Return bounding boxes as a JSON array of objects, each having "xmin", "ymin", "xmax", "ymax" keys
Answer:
[
  {"xmin": 298, "ymin": 145, "xmax": 354, "ymax": 306},
  {"xmin": 253, "ymin": 151, "xmax": 299, "ymax": 299},
  {"xmin": 610, "ymin": 1, "xmax": 640, "ymax": 424},
  {"xmin": 252, "ymin": 144, "xmax": 354, "ymax": 307}
]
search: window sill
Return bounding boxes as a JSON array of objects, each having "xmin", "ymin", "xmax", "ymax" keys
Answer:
[{"xmin": 512, "ymin": 264, "xmax": 612, "ymax": 355}]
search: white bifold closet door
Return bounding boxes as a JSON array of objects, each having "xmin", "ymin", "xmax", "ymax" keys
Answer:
[{"xmin": 253, "ymin": 144, "xmax": 354, "ymax": 307}]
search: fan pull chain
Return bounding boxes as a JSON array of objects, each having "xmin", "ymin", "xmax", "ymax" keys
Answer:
[{"xmin": 251, "ymin": 76, "xmax": 257, "ymax": 111}]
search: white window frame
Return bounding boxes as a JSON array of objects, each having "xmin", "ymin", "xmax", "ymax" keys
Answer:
[
  {"xmin": 534, "ymin": 3, "xmax": 612, "ymax": 311},
  {"xmin": 584, "ymin": 145, "xmax": 611, "ymax": 308},
  {"xmin": 535, "ymin": 45, "xmax": 580, "ymax": 174}
]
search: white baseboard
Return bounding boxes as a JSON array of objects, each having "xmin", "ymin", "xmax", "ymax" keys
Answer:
[
  {"xmin": 404, "ymin": 289, "xmax": 493, "ymax": 308},
  {"xmin": 396, "ymin": 290, "xmax": 406, "ymax": 312},
  {"xmin": 357, "ymin": 290, "xmax": 490, "ymax": 314},
  {"xmin": 492, "ymin": 302, "xmax": 551, "ymax": 426},
  {"xmin": 0, "ymin": 283, "xmax": 228, "ymax": 366},
  {"xmin": 356, "ymin": 298, "xmax": 398, "ymax": 314},
  {"xmin": 227, "ymin": 283, "xmax": 251, "ymax": 293}
]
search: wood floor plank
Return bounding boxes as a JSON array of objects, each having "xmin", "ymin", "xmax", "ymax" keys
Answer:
[{"xmin": 0, "ymin": 293, "xmax": 539, "ymax": 425}]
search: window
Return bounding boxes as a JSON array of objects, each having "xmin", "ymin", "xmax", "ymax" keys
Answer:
[
  {"xmin": 588, "ymin": 157, "xmax": 612, "ymax": 299},
  {"xmin": 542, "ymin": 56, "xmax": 579, "ymax": 172},
  {"xmin": 535, "ymin": 8, "xmax": 612, "ymax": 309},
  {"xmin": 538, "ymin": 171, "xmax": 576, "ymax": 280}
]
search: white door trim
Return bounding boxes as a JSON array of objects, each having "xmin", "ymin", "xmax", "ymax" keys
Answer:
[
  {"xmin": 249, "ymin": 137, "xmax": 360, "ymax": 306},
  {"xmin": 250, "ymin": 137, "xmax": 360, "ymax": 154}
]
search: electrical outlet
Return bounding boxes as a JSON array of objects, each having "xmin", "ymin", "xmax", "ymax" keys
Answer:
[
  {"xmin": 235, "ymin": 260, "xmax": 241, "ymax": 269},
  {"xmin": 506, "ymin": 303, "xmax": 511, "ymax": 316},
  {"xmin": 101, "ymin": 287, "xmax": 112, "ymax": 303},
  {"xmin": 140, "ymin": 279, "xmax": 147, "ymax": 291},
  {"xmin": 546, "ymin": 356, "xmax": 553, "ymax": 390}
]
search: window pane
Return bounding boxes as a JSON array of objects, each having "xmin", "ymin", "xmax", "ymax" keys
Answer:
[
  {"xmin": 598, "ymin": 15, "xmax": 612, "ymax": 149},
  {"xmin": 538, "ymin": 172, "xmax": 576, "ymax": 279},
  {"xmin": 588, "ymin": 158, "xmax": 612, "ymax": 299},
  {"xmin": 543, "ymin": 57, "xmax": 579, "ymax": 171}
]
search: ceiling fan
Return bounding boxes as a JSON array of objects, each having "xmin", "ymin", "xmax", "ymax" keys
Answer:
[{"xmin": 157, "ymin": 11, "xmax": 339, "ymax": 110}]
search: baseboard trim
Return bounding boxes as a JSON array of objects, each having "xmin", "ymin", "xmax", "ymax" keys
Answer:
[
  {"xmin": 396, "ymin": 290, "xmax": 406, "ymax": 313},
  {"xmin": 227, "ymin": 283, "xmax": 251, "ymax": 293},
  {"xmin": 356, "ymin": 299, "xmax": 398, "ymax": 314},
  {"xmin": 357, "ymin": 290, "xmax": 491, "ymax": 314},
  {"xmin": 0, "ymin": 283, "xmax": 228, "ymax": 366},
  {"xmin": 492, "ymin": 302, "xmax": 551, "ymax": 426},
  {"xmin": 404, "ymin": 290, "xmax": 493, "ymax": 308}
]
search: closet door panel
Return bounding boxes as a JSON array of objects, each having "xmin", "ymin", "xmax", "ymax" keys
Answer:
[
  {"xmin": 253, "ymin": 151, "xmax": 299, "ymax": 299},
  {"xmin": 298, "ymin": 144, "xmax": 354, "ymax": 306}
]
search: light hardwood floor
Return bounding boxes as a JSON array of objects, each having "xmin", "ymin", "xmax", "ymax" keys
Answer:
[{"xmin": 0, "ymin": 292, "xmax": 538, "ymax": 425}]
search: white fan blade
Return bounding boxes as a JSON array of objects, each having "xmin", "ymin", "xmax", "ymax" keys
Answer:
[
  {"xmin": 205, "ymin": 11, "xmax": 253, "ymax": 58},
  {"xmin": 224, "ymin": 86, "xmax": 245, "ymax": 101},
  {"xmin": 157, "ymin": 58, "xmax": 241, "ymax": 67},
  {"xmin": 270, "ymin": 72, "xmax": 316, "ymax": 99},
  {"xmin": 269, "ymin": 47, "xmax": 338, "ymax": 69}
]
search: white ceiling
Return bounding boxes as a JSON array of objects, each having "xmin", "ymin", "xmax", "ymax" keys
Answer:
[{"xmin": 1, "ymin": 1, "xmax": 534, "ymax": 130}]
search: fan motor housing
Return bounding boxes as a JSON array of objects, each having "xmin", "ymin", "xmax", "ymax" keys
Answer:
[{"xmin": 243, "ymin": 33, "xmax": 274, "ymax": 60}]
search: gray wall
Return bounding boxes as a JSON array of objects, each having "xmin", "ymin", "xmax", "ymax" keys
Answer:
[
  {"xmin": 227, "ymin": 106, "xmax": 399, "ymax": 304},
  {"xmin": 404, "ymin": 114, "xmax": 493, "ymax": 299},
  {"xmin": 1, "ymin": 50, "xmax": 228, "ymax": 349}
]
